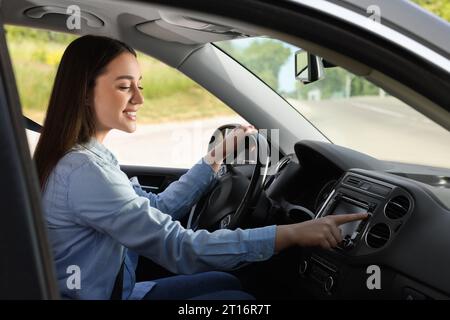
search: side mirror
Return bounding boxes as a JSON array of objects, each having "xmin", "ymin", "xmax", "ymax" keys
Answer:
[{"xmin": 295, "ymin": 50, "xmax": 325, "ymax": 84}]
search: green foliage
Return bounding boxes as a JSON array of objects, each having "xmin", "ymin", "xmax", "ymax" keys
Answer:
[
  {"xmin": 240, "ymin": 40, "xmax": 291, "ymax": 90},
  {"xmin": 411, "ymin": 0, "xmax": 450, "ymax": 21},
  {"xmin": 351, "ymin": 77, "xmax": 379, "ymax": 96},
  {"xmin": 5, "ymin": 25, "xmax": 77, "ymax": 44},
  {"xmin": 137, "ymin": 53, "xmax": 199, "ymax": 99},
  {"xmin": 217, "ymin": 39, "xmax": 291, "ymax": 91},
  {"xmin": 295, "ymin": 67, "xmax": 380, "ymax": 100},
  {"xmin": 5, "ymin": 25, "xmax": 232, "ymax": 124}
]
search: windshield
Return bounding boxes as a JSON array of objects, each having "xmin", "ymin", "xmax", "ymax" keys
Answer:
[{"xmin": 215, "ymin": 37, "xmax": 450, "ymax": 170}]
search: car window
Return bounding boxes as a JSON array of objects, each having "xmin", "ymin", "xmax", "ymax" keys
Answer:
[
  {"xmin": 7, "ymin": 25, "xmax": 246, "ymax": 168},
  {"xmin": 215, "ymin": 37, "xmax": 450, "ymax": 170}
]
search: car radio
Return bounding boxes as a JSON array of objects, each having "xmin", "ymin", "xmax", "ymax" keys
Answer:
[{"xmin": 316, "ymin": 187, "xmax": 377, "ymax": 250}]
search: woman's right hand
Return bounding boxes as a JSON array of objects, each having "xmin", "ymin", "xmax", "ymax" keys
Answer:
[
  {"xmin": 275, "ymin": 213, "xmax": 369, "ymax": 252},
  {"xmin": 204, "ymin": 124, "xmax": 257, "ymax": 172}
]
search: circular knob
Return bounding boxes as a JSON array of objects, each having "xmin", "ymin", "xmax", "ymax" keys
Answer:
[
  {"xmin": 299, "ymin": 260, "xmax": 308, "ymax": 275},
  {"xmin": 324, "ymin": 276, "xmax": 334, "ymax": 293}
]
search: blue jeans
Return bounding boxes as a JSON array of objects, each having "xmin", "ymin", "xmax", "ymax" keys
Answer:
[{"xmin": 142, "ymin": 271, "xmax": 254, "ymax": 300}]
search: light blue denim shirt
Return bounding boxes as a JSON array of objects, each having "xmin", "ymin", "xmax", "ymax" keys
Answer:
[{"xmin": 42, "ymin": 137, "xmax": 276, "ymax": 300}]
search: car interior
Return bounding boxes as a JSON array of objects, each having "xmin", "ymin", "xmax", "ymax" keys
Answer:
[{"xmin": 0, "ymin": 0, "xmax": 449, "ymax": 300}]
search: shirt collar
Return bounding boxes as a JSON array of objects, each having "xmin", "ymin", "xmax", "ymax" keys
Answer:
[{"xmin": 78, "ymin": 137, "xmax": 119, "ymax": 166}]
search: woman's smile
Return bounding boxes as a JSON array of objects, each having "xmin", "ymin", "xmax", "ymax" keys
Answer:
[{"xmin": 123, "ymin": 110, "xmax": 137, "ymax": 121}]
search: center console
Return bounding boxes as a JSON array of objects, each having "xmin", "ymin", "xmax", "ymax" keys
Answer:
[{"xmin": 298, "ymin": 170, "xmax": 413, "ymax": 297}]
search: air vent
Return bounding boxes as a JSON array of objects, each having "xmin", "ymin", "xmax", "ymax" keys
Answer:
[
  {"xmin": 346, "ymin": 176, "xmax": 361, "ymax": 186},
  {"xmin": 385, "ymin": 196, "xmax": 410, "ymax": 219},
  {"xmin": 366, "ymin": 223, "xmax": 390, "ymax": 249}
]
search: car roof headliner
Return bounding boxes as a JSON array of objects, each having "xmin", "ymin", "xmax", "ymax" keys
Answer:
[
  {"xmin": 4, "ymin": 0, "xmax": 449, "ymax": 68},
  {"xmin": 2, "ymin": 0, "xmax": 258, "ymax": 68}
]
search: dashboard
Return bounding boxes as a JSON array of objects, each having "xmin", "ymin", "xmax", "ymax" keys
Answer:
[{"xmin": 261, "ymin": 140, "xmax": 450, "ymax": 300}]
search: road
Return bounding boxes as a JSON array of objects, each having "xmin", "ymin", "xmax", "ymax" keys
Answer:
[
  {"xmin": 103, "ymin": 115, "xmax": 247, "ymax": 168},
  {"xmin": 288, "ymin": 96, "xmax": 450, "ymax": 170}
]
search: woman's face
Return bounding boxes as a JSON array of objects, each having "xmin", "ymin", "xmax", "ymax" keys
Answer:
[{"xmin": 91, "ymin": 52, "xmax": 144, "ymax": 139}]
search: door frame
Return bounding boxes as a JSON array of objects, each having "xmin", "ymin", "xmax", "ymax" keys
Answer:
[{"xmin": 0, "ymin": 14, "xmax": 59, "ymax": 299}]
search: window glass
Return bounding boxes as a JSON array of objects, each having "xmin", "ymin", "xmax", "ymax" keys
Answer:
[
  {"xmin": 7, "ymin": 25, "xmax": 246, "ymax": 168},
  {"xmin": 216, "ymin": 37, "xmax": 450, "ymax": 170}
]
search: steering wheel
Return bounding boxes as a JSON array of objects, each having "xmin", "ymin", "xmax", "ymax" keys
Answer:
[{"xmin": 187, "ymin": 124, "xmax": 269, "ymax": 231}]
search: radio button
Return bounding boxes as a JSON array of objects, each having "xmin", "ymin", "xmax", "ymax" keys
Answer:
[{"xmin": 341, "ymin": 238, "xmax": 355, "ymax": 249}]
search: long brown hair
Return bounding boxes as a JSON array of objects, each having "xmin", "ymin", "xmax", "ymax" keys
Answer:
[{"xmin": 34, "ymin": 35, "xmax": 136, "ymax": 190}]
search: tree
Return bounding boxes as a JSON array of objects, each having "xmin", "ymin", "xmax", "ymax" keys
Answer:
[
  {"xmin": 411, "ymin": 0, "xmax": 450, "ymax": 21},
  {"xmin": 217, "ymin": 39, "xmax": 291, "ymax": 91},
  {"xmin": 239, "ymin": 40, "xmax": 291, "ymax": 90}
]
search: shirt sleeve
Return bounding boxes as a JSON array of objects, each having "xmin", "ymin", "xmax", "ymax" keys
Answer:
[
  {"xmin": 68, "ymin": 160, "xmax": 276, "ymax": 274},
  {"xmin": 130, "ymin": 158, "xmax": 217, "ymax": 220}
]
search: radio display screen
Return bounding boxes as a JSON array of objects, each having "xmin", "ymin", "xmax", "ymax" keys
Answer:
[{"xmin": 331, "ymin": 199, "xmax": 368, "ymax": 239}]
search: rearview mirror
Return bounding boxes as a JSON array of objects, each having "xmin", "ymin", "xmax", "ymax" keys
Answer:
[{"xmin": 295, "ymin": 50, "xmax": 325, "ymax": 85}]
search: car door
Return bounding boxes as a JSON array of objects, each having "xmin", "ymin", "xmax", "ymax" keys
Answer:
[
  {"xmin": 121, "ymin": 165, "xmax": 187, "ymax": 198},
  {"xmin": 0, "ymin": 16, "xmax": 59, "ymax": 299}
]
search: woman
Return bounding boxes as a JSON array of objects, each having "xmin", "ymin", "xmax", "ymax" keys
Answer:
[{"xmin": 35, "ymin": 35, "xmax": 367, "ymax": 300}]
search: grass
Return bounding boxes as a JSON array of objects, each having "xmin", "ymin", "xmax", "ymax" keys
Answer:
[
  {"xmin": 140, "ymin": 87, "xmax": 234, "ymax": 123},
  {"xmin": 6, "ymin": 27, "xmax": 234, "ymax": 125}
]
